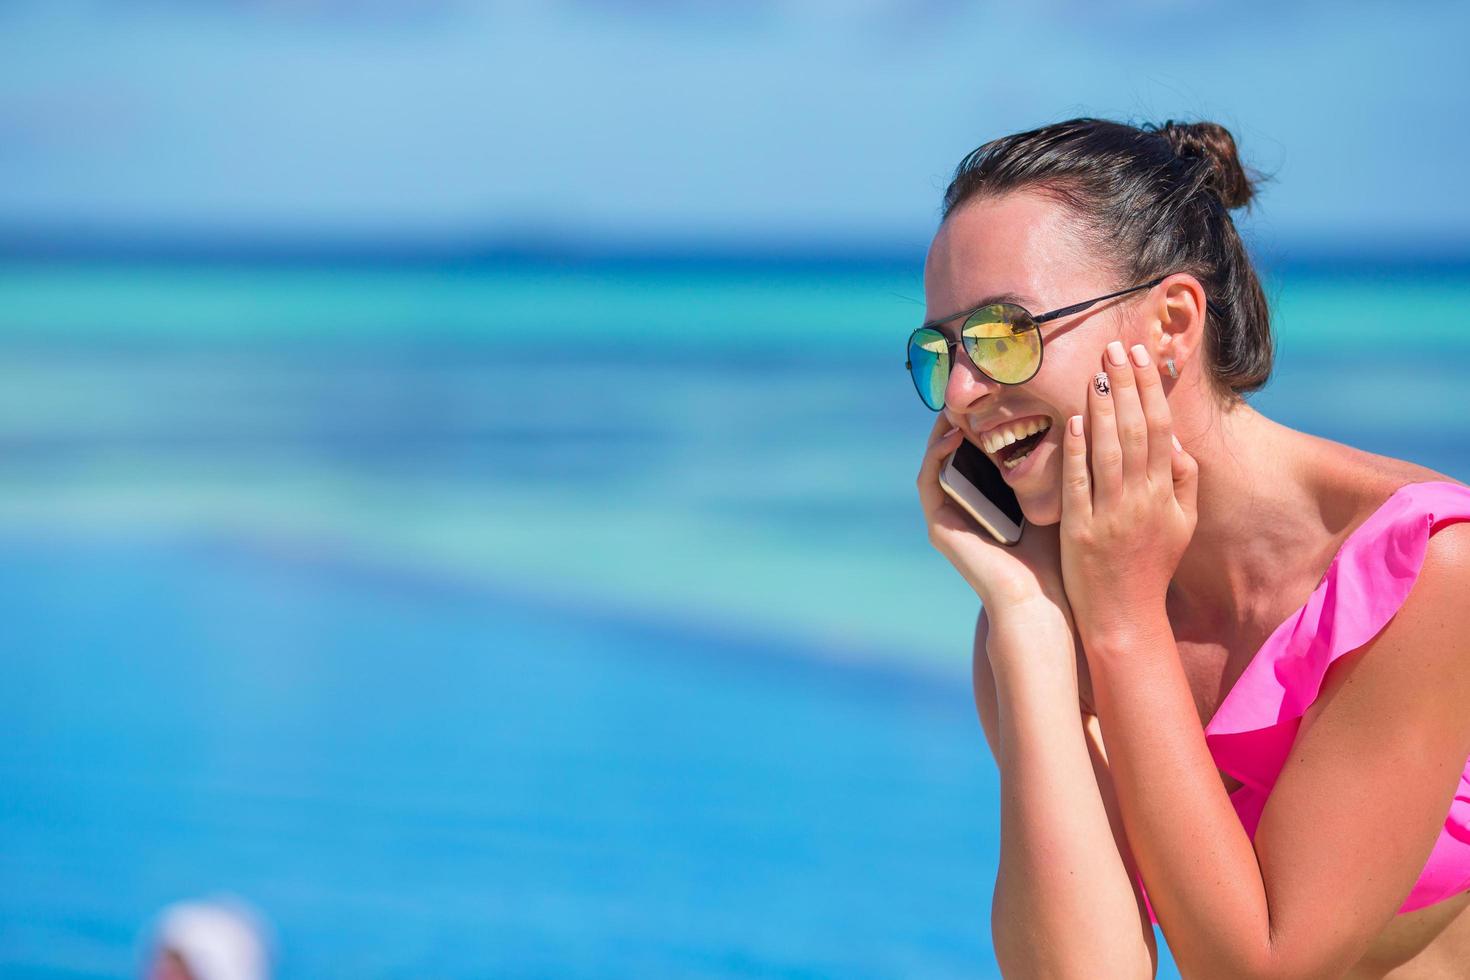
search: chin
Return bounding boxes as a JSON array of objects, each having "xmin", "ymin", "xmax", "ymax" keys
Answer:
[
  {"xmin": 1021, "ymin": 500, "xmax": 1062, "ymax": 527},
  {"xmin": 1016, "ymin": 465, "xmax": 1063, "ymax": 526}
]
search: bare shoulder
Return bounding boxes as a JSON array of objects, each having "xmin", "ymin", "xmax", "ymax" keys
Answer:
[
  {"xmin": 1403, "ymin": 515, "xmax": 1470, "ymax": 643},
  {"xmin": 1291, "ymin": 439, "xmax": 1470, "ymax": 738},
  {"xmin": 1300, "ymin": 434, "xmax": 1468, "ymax": 538},
  {"xmin": 1353, "ymin": 453, "xmax": 1470, "ymax": 571},
  {"xmin": 1374, "ymin": 457, "xmax": 1467, "ymax": 492},
  {"xmin": 1305, "ymin": 431, "xmax": 1465, "ymax": 497},
  {"xmin": 1302, "ymin": 482, "xmax": 1470, "ymax": 755}
]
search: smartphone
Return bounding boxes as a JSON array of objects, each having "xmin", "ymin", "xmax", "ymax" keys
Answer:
[{"xmin": 939, "ymin": 435, "xmax": 1026, "ymax": 546}]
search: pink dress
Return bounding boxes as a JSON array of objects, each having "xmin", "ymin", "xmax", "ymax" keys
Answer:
[{"xmin": 1137, "ymin": 479, "xmax": 1470, "ymax": 926}]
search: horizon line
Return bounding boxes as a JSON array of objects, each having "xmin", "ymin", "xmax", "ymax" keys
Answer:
[{"xmin": 4, "ymin": 230, "xmax": 1470, "ymax": 273}]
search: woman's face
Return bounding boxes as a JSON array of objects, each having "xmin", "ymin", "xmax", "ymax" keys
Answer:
[{"xmin": 923, "ymin": 188, "xmax": 1152, "ymax": 527}]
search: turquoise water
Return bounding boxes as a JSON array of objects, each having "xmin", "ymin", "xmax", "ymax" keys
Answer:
[
  {"xmin": 1, "ymin": 533, "xmax": 1000, "ymax": 976},
  {"xmin": 0, "ymin": 260, "xmax": 1467, "ymax": 976}
]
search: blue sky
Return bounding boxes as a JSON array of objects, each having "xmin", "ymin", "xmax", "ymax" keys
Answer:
[{"xmin": 1, "ymin": 1, "xmax": 1467, "ymax": 252}]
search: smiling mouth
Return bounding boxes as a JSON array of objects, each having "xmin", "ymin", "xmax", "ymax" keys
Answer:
[{"xmin": 991, "ymin": 421, "xmax": 1051, "ymax": 469}]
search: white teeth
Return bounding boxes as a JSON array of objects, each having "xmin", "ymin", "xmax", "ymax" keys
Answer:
[
  {"xmin": 1001, "ymin": 446, "xmax": 1036, "ymax": 470},
  {"xmin": 980, "ymin": 416, "xmax": 1051, "ymax": 455}
]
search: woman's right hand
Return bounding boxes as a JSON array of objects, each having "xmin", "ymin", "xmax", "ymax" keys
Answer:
[{"xmin": 917, "ymin": 414, "xmax": 1075, "ymax": 629}]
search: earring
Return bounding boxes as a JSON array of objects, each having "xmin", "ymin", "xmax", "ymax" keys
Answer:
[{"xmin": 1165, "ymin": 358, "xmax": 1178, "ymax": 379}]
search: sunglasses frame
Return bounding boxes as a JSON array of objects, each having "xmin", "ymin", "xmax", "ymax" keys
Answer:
[{"xmin": 904, "ymin": 274, "xmax": 1198, "ymax": 411}]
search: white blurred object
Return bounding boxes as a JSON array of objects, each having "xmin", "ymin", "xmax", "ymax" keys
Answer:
[{"xmin": 149, "ymin": 896, "xmax": 274, "ymax": 980}]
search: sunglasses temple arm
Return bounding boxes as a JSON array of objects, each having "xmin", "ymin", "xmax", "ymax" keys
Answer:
[
  {"xmin": 1034, "ymin": 299, "xmax": 1095, "ymax": 323},
  {"xmin": 1034, "ymin": 278, "xmax": 1165, "ymax": 325}
]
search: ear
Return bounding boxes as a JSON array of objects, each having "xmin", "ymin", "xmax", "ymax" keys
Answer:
[{"xmin": 1151, "ymin": 273, "xmax": 1209, "ymax": 372}]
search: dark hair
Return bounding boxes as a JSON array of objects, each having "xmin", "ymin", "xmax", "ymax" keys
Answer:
[{"xmin": 940, "ymin": 117, "xmax": 1275, "ymax": 402}]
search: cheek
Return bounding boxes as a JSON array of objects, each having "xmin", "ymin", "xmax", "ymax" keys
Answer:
[
  {"xmin": 1035, "ymin": 354, "xmax": 1093, "ymax": 417},
  {"xmin": 1016, "ymin": 377, "xmax": 1075, "ymax": 421}
]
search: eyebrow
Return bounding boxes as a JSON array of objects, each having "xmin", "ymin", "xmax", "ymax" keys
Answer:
[{"xmin": 922, "ymin": 291, "xmax": 1035, "ymax": 331}]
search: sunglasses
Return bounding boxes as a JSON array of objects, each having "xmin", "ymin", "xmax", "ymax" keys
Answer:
[{"xmin": 904, "ymin": 275, "xmax": 1177, "ymax": 411}]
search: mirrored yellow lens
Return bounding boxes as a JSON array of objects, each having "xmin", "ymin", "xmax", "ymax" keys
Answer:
[{"xmin": 962, "ymin": 306, "xmax": 1040, "ymax": 383}]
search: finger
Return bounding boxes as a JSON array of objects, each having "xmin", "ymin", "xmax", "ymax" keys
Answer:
[
  {"xmin": 917, "ymin": 423, "xmax": 966, "ymax": 510},
  {"xmin": 1171, "ymin": 432, "xmax": 1199, "ymax": 521},
  {"xmin": 1061, "ymin": 412, "xmax": 1092, "ymax": 523},
  {"xmin": 1104, "ymin": 340, "xmax": 1147, "ymax": 485},
  {"xmin": 1088, "ymin": 367, "xmax": 1122, "ymax": 508},
  {"xmin": 932, "ymin": 408, "xmax": 963, "ymax": 442},
  {"xmin": 921, "ymin": 419, "xmax": 965, "ymax": 472},
  {"xmin": 1128, "ymin": 343, "xmax": 1175, "ymax": 488}
]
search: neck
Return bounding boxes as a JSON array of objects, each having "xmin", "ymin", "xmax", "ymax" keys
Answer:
[{"xmin": 1166, "ymin": 394, "xmax": 1324, "ymax": 633}]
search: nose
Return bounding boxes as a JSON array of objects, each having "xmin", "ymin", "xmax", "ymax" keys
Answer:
[{"xmin": 943, "ymin": 341, "xmax": 1002, "ymax": 423}]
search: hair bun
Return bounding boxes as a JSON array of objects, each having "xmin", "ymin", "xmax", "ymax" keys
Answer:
[{"xmin": 1157, "ymin": 120, "xmax": 1256, "ymax": 210}]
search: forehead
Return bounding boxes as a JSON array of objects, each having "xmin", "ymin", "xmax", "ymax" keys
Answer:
[{"xmin": 923, "ymin": 189, "xmax": 1092, "ymax": 321}]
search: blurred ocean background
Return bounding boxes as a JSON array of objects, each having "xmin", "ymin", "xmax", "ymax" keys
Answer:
[{"xmin": 3, "ymin": 3, "xmax": 1469, "ymax": 978}]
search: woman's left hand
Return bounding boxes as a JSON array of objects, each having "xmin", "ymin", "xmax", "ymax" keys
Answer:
[{"xmin": 1059, "ymin": 340, "xmax": 1199, "ymax": 648}]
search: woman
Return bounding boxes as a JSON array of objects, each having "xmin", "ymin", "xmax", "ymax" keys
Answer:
[{"xmin": 910, "ymin": 117, "xmax": 1470, "ymax": 978}]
